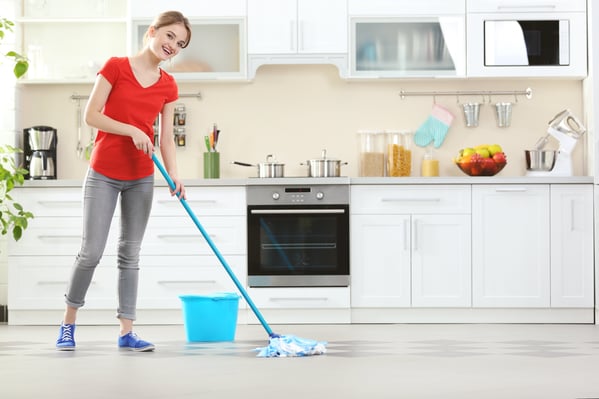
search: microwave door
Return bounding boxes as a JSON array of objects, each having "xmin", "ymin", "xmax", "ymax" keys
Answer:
[{"xmin": 485, "ymin": 21, "xmax": 528, "ymax": 66}]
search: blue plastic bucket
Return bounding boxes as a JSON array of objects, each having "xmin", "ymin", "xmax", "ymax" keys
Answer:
[{"xmin": 179, "ymin": 293, "xmax": 240, "ymax": 342}]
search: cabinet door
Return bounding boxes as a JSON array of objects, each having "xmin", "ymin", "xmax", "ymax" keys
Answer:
[
  {"xmin": 412, "ymin": 214, "xmax": 471, "ymax": 307},
  {"xmin": 248, "ymin": 0, "xmax": 297, "ymax": 53},
  {"xmin": 472, "ymin": 185, "xmax": 550, "ymax": 307},
  {"xmin": 550, "ymin": 185, "xmax": 594, "ymax": 307},
  {"xmin": 248, "ymin": 0, "xmax": 347, "ymax": 54},
  {"xmin": 350, "ymin": 214, "xmax": 411, "ymax": 307},
  {"xmin": 130, "ymin": 0, "xmax": 246, "ymax": 18}
]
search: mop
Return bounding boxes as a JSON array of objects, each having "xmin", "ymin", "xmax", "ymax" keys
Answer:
[{"xmin": 152, "ymin": 154, "xmax": 327, "ymax": 357}]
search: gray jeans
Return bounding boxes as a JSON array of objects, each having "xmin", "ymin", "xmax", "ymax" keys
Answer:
[{"xmin": 64, "ymin": 168, "xmax": 154, "ymax": 320}]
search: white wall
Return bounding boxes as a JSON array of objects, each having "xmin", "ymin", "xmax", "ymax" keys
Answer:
[{"xmin": 17, "ymin": 66, "xmax": 585, "ymax": 180}]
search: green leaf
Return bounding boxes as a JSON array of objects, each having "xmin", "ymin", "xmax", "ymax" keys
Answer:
[{"xmin": 14, "ymin": 61, "xmax": 28, "ymax": 78}]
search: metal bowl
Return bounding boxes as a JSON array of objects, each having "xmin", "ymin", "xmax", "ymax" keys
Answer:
[{"xmin": 525, "ymin": 150, "xmax": 557, "ymax": 171}]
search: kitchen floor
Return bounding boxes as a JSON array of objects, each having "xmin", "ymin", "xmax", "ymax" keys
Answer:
[{"xmin": 1, "ymin": 323, "xmax": 599, "ymax": 399}]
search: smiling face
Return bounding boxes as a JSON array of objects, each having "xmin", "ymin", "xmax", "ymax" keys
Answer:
[{"xmin": 147, "ymin": 23, "xmax": 189, "ymax": 61}]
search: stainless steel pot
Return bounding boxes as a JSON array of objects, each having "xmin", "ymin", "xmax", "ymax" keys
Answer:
[
  {"xmin": 302, "ymin": 149, "xmax": 348, "ymax": 177},
  {"xmin": 232, "ymin": 155, "xmax": 285, "ymax": 178}
]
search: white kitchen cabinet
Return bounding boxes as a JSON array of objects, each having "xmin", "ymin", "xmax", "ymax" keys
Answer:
[
  {"xmin": 129, "ymin": 0, "xmax": 246, "ymax": 18},
  {"xmin": 16, "ymin": 0, "xmax": 128, "ymax": 83},
  {"xmin": 7, "ymin": 185, "xmax": 247, "ymax": 324},
  {"xmin": 348, "ymin": 0, "xmax": 466, "ymax": 78},
  {"xmin": 247, "ymin": 0, "xmax": 348, "ymax": 77},
  {"xmin": 351, "ymin": 185, "xmax": 472, "ymax": 308},
  {"xmin": 472, "ymin": 185, "xmax": 550, "ymax": 307},
  {"xmin": 550, "ymin": 184, "xmax": 594, "ymax": 307}
]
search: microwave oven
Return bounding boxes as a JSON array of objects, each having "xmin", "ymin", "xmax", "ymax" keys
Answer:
[{"xmin": 467, "ymin": 8, "xmax": 587, "ymax": 77}]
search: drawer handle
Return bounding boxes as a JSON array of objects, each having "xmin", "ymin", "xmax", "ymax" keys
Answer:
[
  {"xmin": 269, "ymin": 297, "xmax": 329, "ymax": 302},
  {"xmin": 37, "ymin": 201, "xmax": 82, "ymax": 207},
  {"xmin": 37, "ymin": 235, "xmax": 81, "ymax": 240},
  {"xmin": 494, "ymin": 188, "xmax": 528, "ymax": 192},
  {"xmin": 157, "ymin": 234, "xmax": 215, "ymax": 239},
  {"xmin": 158, "ymin": 280, "xmax": 217, "ymax": 285},
  {"xmin": 381, "ymin": 198, "xmax": 442, "ymax": 202}
]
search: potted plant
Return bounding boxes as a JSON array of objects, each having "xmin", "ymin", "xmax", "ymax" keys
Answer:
[{"xmin": 1, "ymin": 17, "xmax": 33, "ymax": 241}]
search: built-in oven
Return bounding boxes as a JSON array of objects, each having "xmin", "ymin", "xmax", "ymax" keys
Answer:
[
  {"xmin": 467, "ymin": 1, "xmax": 587, "ymax": 77},
  {"xmin": 246, "ymin": 182, "xmax": 350, "ymax": 287}
]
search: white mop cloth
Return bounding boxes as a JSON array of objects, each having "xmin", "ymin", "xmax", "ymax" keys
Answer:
[{"xmin": 255, "ymin": 335, "xmax": 327, "ymax": 357}]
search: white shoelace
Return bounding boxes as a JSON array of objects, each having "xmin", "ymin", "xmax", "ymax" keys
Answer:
[{"xmin": 60, "ymin": 325, "xmax": 74, "ymax": 342}]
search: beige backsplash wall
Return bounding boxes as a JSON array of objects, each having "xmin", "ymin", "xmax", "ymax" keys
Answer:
[{"xmin": 17, "ymin": 64, "xmax": 586, "ymax": 180}]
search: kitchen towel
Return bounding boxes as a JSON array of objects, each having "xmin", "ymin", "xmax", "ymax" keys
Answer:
[{"xmin": 414, "ymin": 104, "xmax": 455, "ymax": 148}]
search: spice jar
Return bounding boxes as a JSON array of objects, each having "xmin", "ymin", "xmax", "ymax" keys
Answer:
[
  {"xmin": 358, "ymin": 130, "xmax": 385, "ymax": 177},
  {"xmin": 386, "ymin": 130, "xmax": 412, "ymax": 177},
  {"xmin": 421, "ymin": 146, "xmax": 439, "ymax": 177}
]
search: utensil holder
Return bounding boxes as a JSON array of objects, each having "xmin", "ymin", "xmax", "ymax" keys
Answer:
[
  {"xmin": 495, "ymin": 102, "xmax": 513, "ymax": 128},
  {"xmin": 203, "ymin": 152, "xmax": 220, "ymax": 179},
  {"xmin": 461, "ymin": 103, "xmax": 481, "ymax": 128}
]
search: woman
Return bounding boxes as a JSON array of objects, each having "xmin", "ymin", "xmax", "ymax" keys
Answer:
[{"xmin": 56, "ymin": 11, "xmax": 192, "ymax": 352}]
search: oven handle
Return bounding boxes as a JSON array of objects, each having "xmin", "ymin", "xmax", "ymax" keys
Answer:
[{"xmin": 250, "ymin": 209, "xmax": 346, "ymax": 214}]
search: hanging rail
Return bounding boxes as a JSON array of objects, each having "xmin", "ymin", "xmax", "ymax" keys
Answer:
[
  {"xmin": 70, "ymin": 91, "xmax": 202, "ymax": 101},
  {"xmin": 399, "ymin": 87, "xmax": 532, "ymax": 100}
]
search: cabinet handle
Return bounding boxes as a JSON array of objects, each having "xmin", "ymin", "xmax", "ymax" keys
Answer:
[
  {"xmin": 37, "ymin": 200, "xmax": 82, "ymax": 207},
  {"xmin": 497, "ymin": 5, "xmax": 556, "ymax": 11},
  {"xmin": 493, "ymin": 188, "xmax": 528, "ymax": 192},
  {"xmin": 269, "ymin": 297, "xmax": 329, "ymax": 302},
  {"xmin": 290, "ymin": 20, "xmax": 296, "ymax": 51},
  {"xmin": 157, "ymin": 234, "xmax": 215, "ymax": 240},
  {"xmin": 299, "ymin": 20, "xmax": 304, "ymax": 51},
  {"xmin": 381, "ymin": 198, "xmax": 441, "ymax": 203},
  {"xmin": 413, "ymin": 219, "xmax": 419, "ymax": 251},
  {"xmin": 403, "ymin": 219, "xmax": 409, "ymax": 251},
  {"xmin": 37, "ymin": 235, "xmax": 80, "ymax": 240},
  {"xmin": 570, "ymin": 199, "xmax": 576, "ymax": 231},
  {"xmin": 158, "ymin": 280, "xmax": 217, "ymax": 285}
]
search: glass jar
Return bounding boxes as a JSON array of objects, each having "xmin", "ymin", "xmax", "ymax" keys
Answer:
[
  {"xmin": 386, "ymin": 130, "xmax": 412, "ymax": 177},
  {"xmin": 421, "ymin": 146, "xmax": 439, "ymax": 177},
  {"xmin": 358, "ymin": 130, "xmax": 385, "ymax": 177}
]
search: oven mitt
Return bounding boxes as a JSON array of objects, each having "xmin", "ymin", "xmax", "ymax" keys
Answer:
[{"xmin": 414, "ymin": 104, "xmax": 455, "ymax": 148}]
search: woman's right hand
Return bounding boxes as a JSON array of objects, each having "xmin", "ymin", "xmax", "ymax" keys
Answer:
[{"xmin": 131, "ymin": 129, "xmax": 154, "ymax": 157}]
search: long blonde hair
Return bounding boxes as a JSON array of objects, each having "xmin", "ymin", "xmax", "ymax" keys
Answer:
[{"xmin": 143, "ymin": 11, "xmax": 191, "ymax": 48}]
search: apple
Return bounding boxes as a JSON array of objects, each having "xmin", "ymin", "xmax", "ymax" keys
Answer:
[
  {"xmin": 481, "ymin": 157, "xmax": 498, "ymax": 174},
  {"xmin": 475, "ymin": 148, "xmax": 490, "ymax": 158},
  {"xmin": 488, "ymin": 144, "xmax": 503, "ymax": 156},
  {"xmin": 492, "ymin": 152, "xmax": 506, "ymax": 163}
]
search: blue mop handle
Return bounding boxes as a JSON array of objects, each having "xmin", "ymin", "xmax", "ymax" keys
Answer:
[{"xmin": 152, "ymin": 154, "xmax": 275, "ymax": 337}]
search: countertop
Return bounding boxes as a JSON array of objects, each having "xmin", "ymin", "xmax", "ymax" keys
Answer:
[{"xmin": 18, "ymin": 176, "xmax": 595, "ymax": 188}]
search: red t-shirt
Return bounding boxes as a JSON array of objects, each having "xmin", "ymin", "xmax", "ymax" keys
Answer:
[{"xmin": 90, "ymin": 57, "xmax": 178, "ymax": 180}]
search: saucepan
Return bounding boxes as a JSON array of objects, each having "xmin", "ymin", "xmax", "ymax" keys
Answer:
[
  {"xmin": 232, "ymin": 154, "xmax": 285, "ymax": 178},
  {"xmin": 301, "ymin": 149, "xmax": 348, "ymax": 177}
]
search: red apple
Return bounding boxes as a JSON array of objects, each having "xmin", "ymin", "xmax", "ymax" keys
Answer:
[{"xmin": 492, "ymin": 152, "xmax": 506, "ymax": 164}]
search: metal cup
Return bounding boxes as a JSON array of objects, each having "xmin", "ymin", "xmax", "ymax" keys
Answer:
[
  {"xmin": 495, "ymin": 102, "xmax": 513, "ymax": 128},
  {"xmin": 462, "ymin": 103, "xmax": 481, "ymax": 127}
]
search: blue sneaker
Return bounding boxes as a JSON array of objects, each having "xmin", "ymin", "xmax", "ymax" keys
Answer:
[
  {"xmin": 118, "ymin": 332, "xmax": 155, "ymax": 352},
  {"xmin": 56, "ymin": 323, "xmax": 76, "ymax": 351}
]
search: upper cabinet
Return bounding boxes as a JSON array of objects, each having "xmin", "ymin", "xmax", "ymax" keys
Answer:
[
  {"xmin": 130, "ymin": 0, "xmax": 247, "ymax": 80},
  {"xmin": 17, "ymin": 0, "xmax": 128, "ymax": 83},
  {"xmin": 348, "ymin": 0, "xmax": 466, "ymax": 78},
  {"xmin": 247, "ymin": 0, "xmax": 348, "ymax": 78},
  {"xmin": 466, "ymin": 0, "xmax": 587, "ymax": 78}
]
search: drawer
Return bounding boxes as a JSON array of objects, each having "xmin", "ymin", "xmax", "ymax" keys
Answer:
[
  {"xmin": 246, "ymin": 287, "xmax": 350, "ymax": 309},
  {"xmin": 8, "ymin": 217, "xmax": 119, "ymax": 256},
  {"xmin": 351, "ymin": 185, "xmax": 471, "ymax": 214},
  {"xmin": 8, "ymin": 256, "xmax": 117, "ymax": 309},
  {"xmin": 137, "ymin": 255, "xmax": 247, "ymax": 309},
  {"xmin": 14, "ymin": 187, "xmax": 83, "ymax": 217},
  {"xmin": 142, "ymin": 216, "xmax": 246, "ymax": 255},
  {"xmin": 152, "ymin": 186, "xmax": 246, "ymax": 216}
]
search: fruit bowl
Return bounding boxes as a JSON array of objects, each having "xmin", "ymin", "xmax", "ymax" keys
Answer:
[
  {"xmin": 456, "ymin": 159, "xmax": 507, "ymax": 176},
  {"xmin": 454, "ymin": 144, "xmax": 507, "ymax": 176}
]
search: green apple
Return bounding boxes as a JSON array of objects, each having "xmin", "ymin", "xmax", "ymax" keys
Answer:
[
  {"xmin": 488, "ymin": 144, "xmax": 503, "ymax": 156},
  {"xmin": 475, "ymin": 148, "xmax": 490, "ymax": 158}
]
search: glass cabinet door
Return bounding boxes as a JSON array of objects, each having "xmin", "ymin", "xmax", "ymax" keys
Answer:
[
  {"xmin": 132, "ymin": 19, "xmax": 246, "ymax": 80},
  {"xmin": 351, "ymin": 18, "xmax": 465, "ymax": 77}
]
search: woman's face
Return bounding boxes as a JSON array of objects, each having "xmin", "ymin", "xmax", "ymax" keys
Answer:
[{"xmin": 148, "ymin": 23, "xmax": 188, "ymax": 61}]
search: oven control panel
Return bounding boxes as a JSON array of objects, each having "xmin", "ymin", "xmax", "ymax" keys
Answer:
[{"xmin": 247, "ymin": 185, "xmax": 349, "ymax": 205}]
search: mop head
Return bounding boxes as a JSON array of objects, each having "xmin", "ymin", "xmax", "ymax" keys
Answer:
[
  {"xmin": 255, "ymin": 334, "xmax": 327, "ymax": 357},
  {"xmin": 414, "ymin": 104, "xmax": 455, "ymax": 148}
]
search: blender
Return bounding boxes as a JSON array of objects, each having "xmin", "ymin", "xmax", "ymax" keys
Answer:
[{"xmin": 526, "ymin": 109, "xmax": 586, "ymax": 176}]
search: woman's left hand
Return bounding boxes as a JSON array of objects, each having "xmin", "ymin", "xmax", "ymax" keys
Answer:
[{"xmin": 170, "ymin": 178, "xmax": 186, "ymax": 200}]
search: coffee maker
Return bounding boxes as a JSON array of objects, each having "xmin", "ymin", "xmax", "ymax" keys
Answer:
[{"xmin": 23, "ymin": 126, "xmax": 57, "ymax": 179}]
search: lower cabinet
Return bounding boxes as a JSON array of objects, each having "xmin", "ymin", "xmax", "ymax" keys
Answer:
[
  {"xmin": 350, "ymin": 185, "xmax": 472, "ymax": 309},
  {"xmin": 7, "ymin": 185, "xmax": 247, "ymax": 325}
]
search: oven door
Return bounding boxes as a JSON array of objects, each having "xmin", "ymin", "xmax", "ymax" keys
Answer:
[{"xmin": 247, "ymin": 205, "xmax": 350, "ymax": 287}]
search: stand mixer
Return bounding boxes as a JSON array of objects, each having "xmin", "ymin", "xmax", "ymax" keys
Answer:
[{"xmin": 526, "ymin": 109, "xmax": 586, "ymax": 176}]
